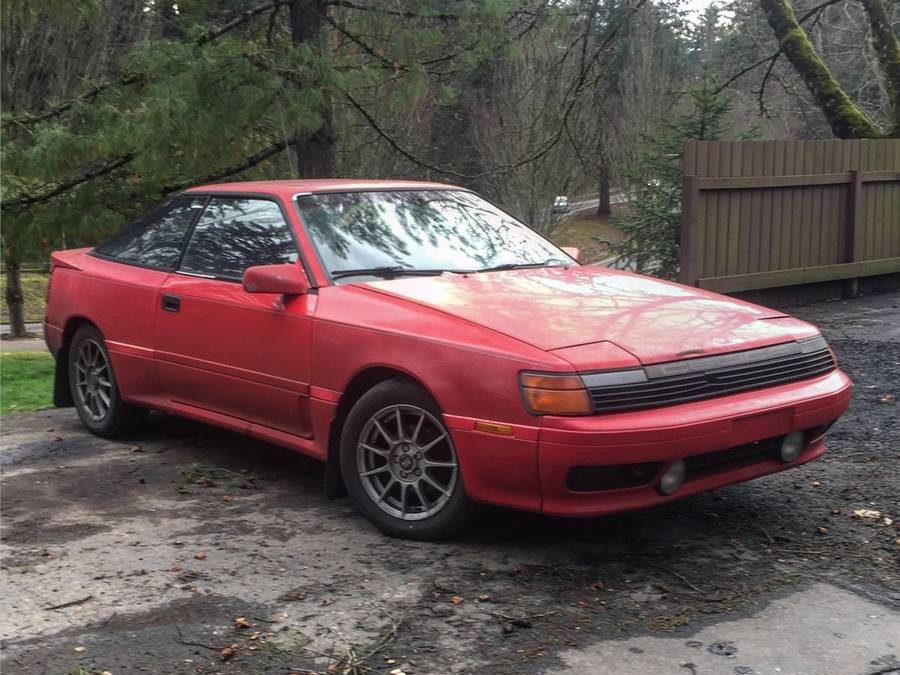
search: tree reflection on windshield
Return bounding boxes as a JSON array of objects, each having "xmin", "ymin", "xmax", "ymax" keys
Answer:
[{"xmin": 296, "ymin": 190, "xmax": 569, "ymax": 282}]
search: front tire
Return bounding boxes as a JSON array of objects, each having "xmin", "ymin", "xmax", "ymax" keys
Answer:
[
  {"xmin": 68, "ymin": 324, "xmax": 146, "ymax": 438},
  {"xmin": 339, "ymin": 380, "xmax": 475, "ymax": 540}
]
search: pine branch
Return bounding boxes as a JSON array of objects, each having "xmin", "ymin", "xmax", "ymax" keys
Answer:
[
  {"xmin": 196, "ymin": 0, "xmax": 290, "ymax": 46},
  {"xmin": 160, "ymin": 140, "xmax": 291, "ymax": 194},
  {"xmin": 2, "ymin": 76, "xmax": 144, "ymax": 131},
  {"xmin": 325, "ymin": 0, "xmax": 462, "ymax": 21},
  {"xmin": 4, "ymin": 0, "xmax": 287, "ymax": 130},
  {"xmin": 1, "ymin": 154, "xmax": 136, "ymax": 212}
]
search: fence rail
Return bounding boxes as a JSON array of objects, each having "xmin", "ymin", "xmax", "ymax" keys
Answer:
[{"xmin": 679, "ymin": 139, "xmax": 900, "ymax": 295}]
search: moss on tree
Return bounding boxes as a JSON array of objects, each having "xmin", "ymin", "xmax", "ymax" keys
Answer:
[{"xmin": 759, "ymin": 0, "xmax": 886, "ymax": 139}]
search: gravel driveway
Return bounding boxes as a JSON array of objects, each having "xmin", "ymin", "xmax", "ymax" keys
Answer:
[{"xmin": 2, "ymin": 293, "xmax": 898, "ymax": 675}]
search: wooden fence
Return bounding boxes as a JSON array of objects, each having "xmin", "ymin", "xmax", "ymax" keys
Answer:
[{"xmin": 679, "ymin": 139, "xmax": 900, "ymax": 295}]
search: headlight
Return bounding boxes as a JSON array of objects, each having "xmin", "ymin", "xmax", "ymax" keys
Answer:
[{"xmin": 519, "ymin": 372, "xmax": 592, "ymax": 415}]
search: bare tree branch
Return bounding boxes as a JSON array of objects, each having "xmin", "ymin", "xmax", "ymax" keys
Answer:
[{"xmin": 716, "ymin": 0, "xmax": 847, "ymax": 94}]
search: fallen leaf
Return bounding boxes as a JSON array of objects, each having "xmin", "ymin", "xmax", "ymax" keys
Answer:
[
  {"xmin": 73, "ymin": 646, "xmax": 86, "ymax": 653},
  {"xmin": 169, "ymin": 564, "xmax": 183, "ymax": 572},
  {"xmin": 194, "ymin": 552, "xmax": 207, "ymax": 560},
  {"xmin": 817, "ymin": 526, "xmax": 829, "ymax": 535},
  {"xmin": 853, "ymin": 509, "xmax": 881, "ymax": 519},
  {"xmin": 223, "ymin": 495, "xmax": 233, "ymax": 502},
  {"xmin": 879, "ymin": 393, "xmax": 894, "ymax": 402},
  {"xmin": 130, "ymin": 445, "xmax": 144, "ymax": 453},
  {"xmin": 234, "ymin": 617, "xmax": 250, "ymax": 629},
  {"xmin": 219, "ymin": 644, "xmax": 239, "ymax": 661},
  {"xmin": 590, "ymin": 581, "xmax": 605, "ymax": 591},
  {"xmin": 884, "ymin": 517, "xmax": 894, "ymax": 526},
  {"xmin": 477, "ymin": 594, "xmax": 492, "ymax": 602},
  {"xmin": 450, "ymin": 596, "xmax": 464, "ymax": 605},
  {"xmin": 812, "ymin": 481, "xmax": 821, "ymax": 487}
]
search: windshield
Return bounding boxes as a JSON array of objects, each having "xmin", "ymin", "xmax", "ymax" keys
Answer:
[{"xmin": 295, "ymin": 190, "xmax": 572, "ymax": 282}]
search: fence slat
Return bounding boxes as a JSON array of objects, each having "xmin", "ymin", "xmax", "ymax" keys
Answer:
[{"xmin": 679, "ymin": 139, "xmax": 900, "ymax": 293}]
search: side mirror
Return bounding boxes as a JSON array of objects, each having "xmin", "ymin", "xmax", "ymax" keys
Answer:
[
  {"xmin": 243, "ymin": 263, "xmax": 310, "ymax": 296},
  {"xmin": 560, "ymin": 246, "xmax": 581, "ymax": 263}
]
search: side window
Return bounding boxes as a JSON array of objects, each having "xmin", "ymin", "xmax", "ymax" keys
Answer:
[
  {"xmin": 179, "ymin": 197, "xmax": 298, "ymax": 281},
  {"xmin": 94, "ymin": 197, "xmax": 205, "ymax": 270}
]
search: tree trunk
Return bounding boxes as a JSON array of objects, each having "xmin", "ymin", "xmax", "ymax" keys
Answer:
[
  {"xmin": 288, "ymin": 0, "xmax": 335, "ymax": 177},
  {"xmin": 858, "ymin": 0, "xmax": 900, "ymax": 137},
  {"xmin": 758, "ymin": 0, "xmax": 884, "ymax": 139},
  {"xmin": 2, "ymin": 241, "xmax": 28, "ymax": 338},
  {"xmin": 597, "ymin": 133, "xmax": 612, "ymax": 217}
]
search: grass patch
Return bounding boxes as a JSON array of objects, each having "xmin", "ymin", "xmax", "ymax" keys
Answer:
[
  {"xmin": 548, "ymin": 207, "xmax": 625, "ymax": 264},
  {"xmin": 0, "ymin": 351, "xmax": 54, "ymax": 415},
  {"xmin": 1, "ymin": 272, "xmax": 49, "ymax": 324}
]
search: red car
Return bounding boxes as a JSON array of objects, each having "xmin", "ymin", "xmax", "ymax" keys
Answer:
[{"xmin": 44, "ymin": 180, "xmax": 851, "ymax": 539}]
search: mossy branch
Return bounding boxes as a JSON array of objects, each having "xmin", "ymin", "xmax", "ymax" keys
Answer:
[
  {"xmin": 759, "ymin": 0, "xmax": 884, "ymax": 138},
  {"xmin": 858, "ymin": 0, "xmax": 900, "ymax": 137}
]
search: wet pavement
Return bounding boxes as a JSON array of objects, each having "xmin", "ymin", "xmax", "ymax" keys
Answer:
[{"xmin": 1, "ymin": 292, "xmax": 898, "ymax": 675}]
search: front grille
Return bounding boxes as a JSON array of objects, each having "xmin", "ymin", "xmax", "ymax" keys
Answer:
[{"xmin": 587, "ymin": 337, "xmax": 835, "ymax": 414}]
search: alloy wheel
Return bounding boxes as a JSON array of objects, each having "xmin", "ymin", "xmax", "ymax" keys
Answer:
[
  {"xmin": 73, "ymin": 338, "xmax": 113, "ymax": 422},
  {"xmin": 356, "ymin": 404, "xmax": 459, "ymax": 521}
]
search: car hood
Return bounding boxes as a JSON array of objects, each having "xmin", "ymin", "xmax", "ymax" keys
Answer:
[{"xmin": 356, "ymin": 266, "xmax": 817, "ymax": 365}]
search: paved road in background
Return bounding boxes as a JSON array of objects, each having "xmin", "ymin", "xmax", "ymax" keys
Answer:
[
  {"xmin": 1, "ymin": 292, "xmax": 897, "ymax": 674},
  {"xmin": 1, "ymin": 323, "xmax": 45, "ymax": 353}
]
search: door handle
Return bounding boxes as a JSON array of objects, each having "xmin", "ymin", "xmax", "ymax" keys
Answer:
[{"xmin": 161, "ymin": 294, "xmax": 181, "ymax": 312}]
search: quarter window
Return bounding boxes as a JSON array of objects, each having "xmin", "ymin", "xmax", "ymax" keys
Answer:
[
  {"xmin": 94, "ymin": 197, "xmax": 205, "ymax": 270},
  {"xmin": 179, "ymin": 198, "xmax": 298, "ymax": 280}
]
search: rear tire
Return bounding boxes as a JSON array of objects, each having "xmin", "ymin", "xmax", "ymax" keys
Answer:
[
  {"xmin": 339, "ymin": 379, "xmax": 475, "ymax": 540},
  {"xmin": 68, "ymin": 324, "xmax": 146, "ymax": 438}
]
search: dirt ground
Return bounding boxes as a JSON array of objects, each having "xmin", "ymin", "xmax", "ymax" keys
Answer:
[{"xmin": 1, "ymin": 292, "xmax": 898, "ymax": 675}]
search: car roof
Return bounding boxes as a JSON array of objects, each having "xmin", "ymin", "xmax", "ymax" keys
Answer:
[{"xmin": 185, "ymin": 178, "xmax": 467, "ymax": 197}]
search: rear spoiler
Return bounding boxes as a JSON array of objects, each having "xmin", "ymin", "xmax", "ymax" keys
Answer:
[{"xmin": 49, "ymin": 248, "xmax": 91, "ymax": 272}]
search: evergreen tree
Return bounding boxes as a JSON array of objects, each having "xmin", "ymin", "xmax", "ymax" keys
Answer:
[{"xmin": 601, "ymin": 82, "xmax": 736, "ymax": 279}]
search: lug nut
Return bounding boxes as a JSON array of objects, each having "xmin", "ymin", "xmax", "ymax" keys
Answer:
[
  {"xmin": 414, "ymin": 468, "xmax": 421, "ymax": 476},
  {"xmin": 415, "ymin": 452, "xmax": 422, "ymax": 459}
]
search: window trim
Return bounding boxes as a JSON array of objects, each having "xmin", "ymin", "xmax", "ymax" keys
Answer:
[
  {"xmin": 292, "ymin": 187, "xmax": 575, "ymax": 287},
  {"xmin": 89, "ymin": 195, "xmax": 209, "ymax": 273},
  {"xmin": 174, "ymin": 192, "xmax": 314, "ymax": 288}
]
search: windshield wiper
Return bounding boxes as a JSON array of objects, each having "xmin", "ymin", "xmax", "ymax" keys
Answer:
[
  {"xmin": 330, "ymin": 266, "xmax": 453, "ymax": 280},
  {"xmin": 476, "ymin": 259, "xmax": 568, "ymax": 273}
]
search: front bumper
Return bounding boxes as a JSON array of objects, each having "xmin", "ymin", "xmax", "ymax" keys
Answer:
[{"xmin": 449, "ymin": 369, "xmax": 851, "ymax": 516}]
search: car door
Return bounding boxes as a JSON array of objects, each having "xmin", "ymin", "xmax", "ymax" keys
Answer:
[
  {"xmin": 154, "ymin": 195, "xmax": 315, "ymax": 437},
  {"xmin": 87, "ymin": 196, "xmax": 208, "ymax": 405}
]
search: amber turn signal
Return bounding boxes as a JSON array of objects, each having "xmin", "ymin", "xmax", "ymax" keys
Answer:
[{"xmin": 519, "ymin": 372, "xmax": 592, "ymax": 415}]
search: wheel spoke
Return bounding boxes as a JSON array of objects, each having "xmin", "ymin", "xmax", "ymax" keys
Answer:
[
  {"xmin": 400, "ymin": 484, "xmax": 408, "ymax": 516},
  {"xmin": 360, "ymin": 465, "xmax": 390, "ymax": 477},
  {"xmin": 361, "ymin": 442, "xmax": 388, "ymax": 457},
  {"xmin": 373, "ymin": 420, "xmax": 394, "ymax": 445},
  {"xmin": 395, "ymin": 408, "xmax": 404, "ymax": 439},
  {"xmin": 97, "ymin": 388, "xmax": 111, "ymax": 407},
  {"xmin": 420, "ymin": 433, "xmax": 448, "ymax": 453},
  {"xmin": 424, "ymin": 459, "xmax": 458, "ymax": 469},
  {"xmin": 377, "ymin": 478, "xmax": 396, "ymax": 503},
  {"xmin": 413, "ymin": 482, "xmax": 429, "ymax": 511},
  {"xmin": 412, "ymin": 412, "xmax": 425, "ymax": 444},
  {"xmin": 422, "ymin": 473, "xmax": 451, "ymax": 497}
]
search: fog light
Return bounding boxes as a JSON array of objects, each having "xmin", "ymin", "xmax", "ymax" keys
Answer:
[
  {"xmin": 658, "ymin": 459, "xmax": 687, "ymax": 496},
  {"xmin": 779, "ymin": 431, "xmax": 804, "ymax": 463}
]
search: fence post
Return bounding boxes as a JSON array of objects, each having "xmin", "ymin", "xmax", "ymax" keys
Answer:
[
  {"xmin": 679, "ymin": 174, "xmax": 700, "ymax": 285},
  {"xmin": 844, "ymin": 169, "xmax": 862, "ymax": 297}
]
